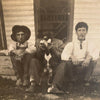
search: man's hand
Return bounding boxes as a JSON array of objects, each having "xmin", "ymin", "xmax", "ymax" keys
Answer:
[
  {"xmin": 11, "ymin": 49, "xmax": 25, "ymax": 56},
  {"xmin": 11, "ymin": 50, "xmax": 19, "ymax": 55},
  {"xmin": 71, "ymin": 56, "xmax": 80, "ymax": 65},
  {"xmin": 82, "ymin": 59, "xmax": 90, "ymax": 67}
]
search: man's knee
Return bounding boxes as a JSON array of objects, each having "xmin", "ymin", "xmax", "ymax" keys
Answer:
[
  {"xmin": 57, "ymin": 60, "xmax": 68, "ymax": 71},
  {"xmin": 30, "ymin": 58, "xmax": 41, "ymax": 69},
  {"xmin": 90, "ymin": 60, "xmax": 97, "ymax": 66},
  {"xmin": 86, "ymin": 61, "xmax": 96, "ymax": 70},
  {"xmin": 31, "ymin": 58, "xmax": 39, "ymax": 64},
  {"xmin": 60, "ymin": 60, "xmax": 72, "ymax": 67},
  {"xmin": 66, "ymin": 61, "xmax": 73, "ymax": 65},
  {"xmin": 24, "ymin": 53, "xmax": 32, "ymax": 58}
]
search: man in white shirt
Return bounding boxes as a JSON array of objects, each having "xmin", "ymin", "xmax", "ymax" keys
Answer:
[{"xmin": 48, "ymin": 22, "xmax": 96, "ymax": 93}]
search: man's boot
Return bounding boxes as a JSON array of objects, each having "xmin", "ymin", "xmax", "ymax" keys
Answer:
[
  {"xmin": 25, "ymin": 81, "xmax": 36, "ymax": 92},
  {"xmin": 23, "ymin": 79, "xmax": 29, "ymax": 87},
  {"xmin": 16, "ymin": 78, "xmax": 23, "ymax": 86}
]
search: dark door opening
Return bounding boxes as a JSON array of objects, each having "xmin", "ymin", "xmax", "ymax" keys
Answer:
[{"xmin": 34, "ymin": 0, "xmax": 74, "ymax": 43}]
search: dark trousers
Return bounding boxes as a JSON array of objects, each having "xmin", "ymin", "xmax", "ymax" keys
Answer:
[
  {"xmin": 10, "ymin": 52, "xmax": 32, "ymax": 81},
  {"xmin": 53, "ymin": 60, "xmax": 95, "ymax": 90},
  {"xmin": 29, "ymin": 58, "xmax": 46, "ymax": 84}
]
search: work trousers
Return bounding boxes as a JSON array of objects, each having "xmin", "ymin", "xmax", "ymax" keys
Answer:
[
  {"xmin": 53, "ymin": 60, "xmax": 96, "ymax": 90},
  {"xmin": 10, "ymin": 52, "xmax": 32, "ymax": 81}
]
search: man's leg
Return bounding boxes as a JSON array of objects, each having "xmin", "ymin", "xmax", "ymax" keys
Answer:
[
  {"xmin": 26, "ymin": 58, "xmax": 44, "ymax": 92},
  {"xmin": 74, "ymin": 61, "xmax": 96, "ymax": 86},
  {"xmin": 54, "ymin": 61, "xmax": 73, "ymax": 88},
  {"xmin": 48, "ymin": 61, "xmax": 73, "ymax": 93},
  {"xmin": 49, "ymin": 63, "xmax": 58, "ymax": 85},
  {"xmin": 22, "ymin": 53, "xmax": 32, "ymax": 86},
  {"xmin": 84, "ymin": 61, "xmax": 96, "ymax": 81},
  {"xmin": 10, "ymin": 52, "xmax": 23, "ymax": 86}
]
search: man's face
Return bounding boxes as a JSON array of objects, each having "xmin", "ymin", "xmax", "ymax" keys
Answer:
[
  {"xmin": 76, "ymin": 27, "xmax": 87, "ymax": 41},
  {"xmin": 16, "ymin": 31, "xmax": 26, "ymax": 43}
]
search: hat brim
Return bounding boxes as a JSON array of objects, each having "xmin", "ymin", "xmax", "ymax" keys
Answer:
[{"xmin": 11, "ymin": 25, "xmax": 31, "ymax": 42}]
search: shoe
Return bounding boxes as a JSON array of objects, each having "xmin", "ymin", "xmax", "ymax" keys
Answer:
[
  {"xmin": 84, "ymin": 82, "xmax": 90, "ymax": 86},
  {"xmin": 23, "ymin": 80, "xmax": 29, "ymax": 87},
  {"xmin": 47, "ymin": 86, "xmax": 64, "ymax": 94},
  {"xmin": 25, "ymin": 81, "xmax": 36, "ymax": 92},
  {"xmin": 16, "ymin": 78, "xmax": 23, "ymax": 86}
]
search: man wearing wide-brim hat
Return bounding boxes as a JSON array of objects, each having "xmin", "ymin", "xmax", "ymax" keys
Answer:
[{"xmin": 9, "ymin": 25, "xmax": 36, "ymax": 87}]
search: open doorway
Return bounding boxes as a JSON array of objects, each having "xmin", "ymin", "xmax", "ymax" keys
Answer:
[{"xmin": 34, "ymin": 0, "xmax": 74, "ymax": 43}]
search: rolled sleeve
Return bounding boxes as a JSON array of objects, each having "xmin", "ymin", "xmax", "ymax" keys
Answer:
[
  {"xmin": 8, "ymin": 43, "xmax": 16, "ymax": 53},
  {"xmin": 61, "ymin": 42, "xmax": 73, "ymax": 61}
]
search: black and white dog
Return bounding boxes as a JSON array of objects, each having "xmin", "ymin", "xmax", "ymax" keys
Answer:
[{"xmin": 40, "ymin": 36, "xmax": 53, "ymax": 86}]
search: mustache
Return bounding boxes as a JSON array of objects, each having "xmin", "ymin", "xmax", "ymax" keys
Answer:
[{"xmin": 80, "ymin": 35, "xmax": 84, "ymax": 37}]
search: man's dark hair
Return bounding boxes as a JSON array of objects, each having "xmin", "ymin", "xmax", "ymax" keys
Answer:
[{"xmin": 75, "ymin": 22, "xmax": 88, "ymax": 31}]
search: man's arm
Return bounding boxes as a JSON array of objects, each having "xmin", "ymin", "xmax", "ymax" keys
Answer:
[
  {"xmin": 82, "ymin": 51, "xmax": 93, "ymax": 67},
  {"xmin": 8, "ymin": 43, "xmax": 17, "ymax": 56},
  {"xmin": 8, "ymin": 43, "xmax": 16, "ymax": 53},
  {"xmin": 25, "ymin": 41, "xmax": 36, "ymax": 54},
  {"xmin": 61, "ymin": 42, "xmax": 73, "ymax": 61}
]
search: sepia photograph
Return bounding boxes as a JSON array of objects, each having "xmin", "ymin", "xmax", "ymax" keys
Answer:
[{"xmin": 0, "ymin": 0, "xmax": 100, "ymax": 100}]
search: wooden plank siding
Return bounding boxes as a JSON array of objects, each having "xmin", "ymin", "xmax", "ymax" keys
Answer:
[
  {"xmin": 73, "ymin": 0, "xmax": 100, "ymax": 49},
  {"xmin": 2, "ymin": 0, "xmax": 100, "ymax": 49},
  {"xmin": 2, "ymin": 0, "xmax": 35, "ymax": 47}
]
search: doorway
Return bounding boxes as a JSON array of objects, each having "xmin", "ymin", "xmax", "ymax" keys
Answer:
[{"xmin": 34, "ymin": 0, "xmax": 74, "ymax": 43}]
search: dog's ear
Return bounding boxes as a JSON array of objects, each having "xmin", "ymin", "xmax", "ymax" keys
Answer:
[{"xmin": 47, "ymin": 39, "xmax": 51, "ymax": 43}]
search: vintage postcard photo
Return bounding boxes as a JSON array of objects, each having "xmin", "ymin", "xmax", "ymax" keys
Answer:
[{"xmin": 0, "ymin": 0, "xmax": 100, "ymax": 100}]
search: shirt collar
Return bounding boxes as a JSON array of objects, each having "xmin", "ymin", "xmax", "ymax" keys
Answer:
[
  {"xmin": 16, "ymin": 41, "xmax": 27, "ymax": 45},
  {"xmin": 17, "ymin": 41, "xmax": 27, "ymax": 44},
  {"xmin": 75, "ymin": 39, "xmax": 87, "ymax": 44}
]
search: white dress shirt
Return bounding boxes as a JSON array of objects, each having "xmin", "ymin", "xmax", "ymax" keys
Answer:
[{"xmin": 61, "ymin": 40, "xmax": 89, "ymax": 61}]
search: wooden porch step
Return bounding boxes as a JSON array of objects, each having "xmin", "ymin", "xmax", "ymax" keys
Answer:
[{"xmin": 0, "ymin": 56, "xmax": 15, "ymax": 80}]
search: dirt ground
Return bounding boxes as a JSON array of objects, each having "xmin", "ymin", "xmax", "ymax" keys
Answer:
[
  {"xmin": 0, "ymin": 76, "xmax": 100, "ymax": 100},
  {"xmin": 0, "ymin": 56, "xmax": 100, "ymax": 100}
]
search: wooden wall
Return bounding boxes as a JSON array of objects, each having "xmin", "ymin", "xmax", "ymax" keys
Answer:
[
  {"xmin": 73, "ymin": 0, "xmax": 100, "ymax": 50},
  {"xmin": 0, "ymin": 0, "xmax": 7, "ymax": 49},
  {"xmin": 2, "ymin": 0, "xmax": 35, "ymax": 47},
  {"xmin": 2, "ymin": 0, "xmax": 100, "ymax": 52}
]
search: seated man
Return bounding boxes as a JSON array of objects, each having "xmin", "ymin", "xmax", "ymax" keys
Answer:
[
  {"xmin": 26, "ymin": 31, "xmax": 65, "ymax": 92},
  {"xmin": 48, "ymin": 22, "xmax": 97, "ymax": 93},
  {"xmin": 9, "ymin": 25, "xmax": 36, "ymax": 87}
]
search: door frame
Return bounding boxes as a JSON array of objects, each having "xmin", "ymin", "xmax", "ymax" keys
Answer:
[
  {"xmin": 34, "ymin": 0, "xmax": 74, "ymax": 42},
  {"xmin": 0, "ymin": 0, "xmax": 7, "ymax": 49}
]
